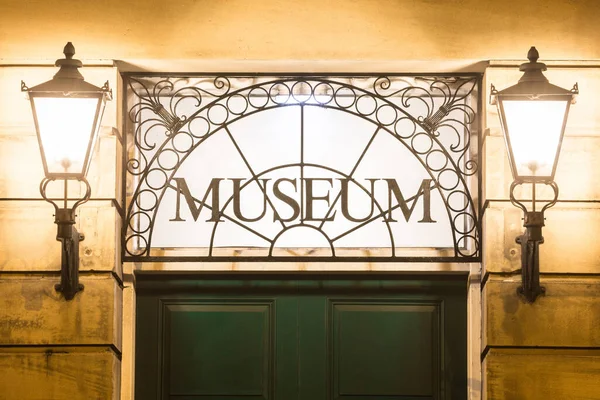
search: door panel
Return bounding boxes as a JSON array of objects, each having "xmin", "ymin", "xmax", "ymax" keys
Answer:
[
  {"xmin": 164, "ymin": 301, "xmax": 274, "ymax": 399},
  {"xmin": 135, "ymin": 274, "xmax": 467, "ymax": 400},
  {"xmin": 331, "ymin": 301, "xmax": 439, "ymax": 399}
]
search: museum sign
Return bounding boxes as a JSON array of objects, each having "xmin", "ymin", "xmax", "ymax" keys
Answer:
[{"xmin": 123, "ymin": 75, "xmax": 481, "ymax": 262}]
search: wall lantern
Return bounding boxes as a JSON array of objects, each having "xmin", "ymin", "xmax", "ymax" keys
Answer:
[
  {"xmin": 491, "ymin": 47, "xmax": 578, "ymax": 303},
  {"xmin": 21, "ymin": 42, "xmax": 112, "ymax": 300}
]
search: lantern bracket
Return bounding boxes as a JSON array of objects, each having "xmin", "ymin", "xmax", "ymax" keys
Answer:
[
  {"xmin": 40, "ymin": 177, "xmax": 92, "ymax": 300},
  {"xmin": 509, "ymin": 180, "xmax": 559, "ymax": 303}
]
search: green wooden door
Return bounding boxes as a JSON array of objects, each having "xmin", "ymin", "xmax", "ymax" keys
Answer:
[{"xmin": 135, "ymin": 273, "xmax": 467, "ymax": 400}]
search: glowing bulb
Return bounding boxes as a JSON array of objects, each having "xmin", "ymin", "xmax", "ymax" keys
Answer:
[
  {"xmin": 33, "ymin": 97, "xmax": 100, "ymax": 175},
  {"xmin": 502, "ymin": 100, "xmax": 568, "ymax": 178}
]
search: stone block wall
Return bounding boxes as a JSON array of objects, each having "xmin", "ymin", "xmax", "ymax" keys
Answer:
[
  {"xmin": 482, "ymin": 62, "xmax": 600, "ymax": 399},
  {"xmin": 2, "ymin": 1, "xmax": 600, "ymax": 398},
  {"xmin": 2, "ymin": 62, "xmax": 600, "ymax": 400},
  {"xmin": 0, "ymin": 65, "xmax": 123, "ymax": 399}
]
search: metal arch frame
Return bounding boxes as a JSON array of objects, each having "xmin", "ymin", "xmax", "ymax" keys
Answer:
[{"xmin": 121, "ymin": 73, "xmax": 483, "ymax": 263}]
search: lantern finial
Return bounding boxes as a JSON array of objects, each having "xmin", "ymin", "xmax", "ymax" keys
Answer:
[
  {"xmin": 54, "ymin": 42, "xmax": 83, "ymax": 80},
  {"xmin": 527, "ymin": 46, "xmax": 539, "ymax": 63},
  {"xmin": 63, "ymin": 42, "xmax": 75, "ymax": 60},
  {"xmin": 519, "ymin": 46, "xmax": 547, "ymax": 83}
]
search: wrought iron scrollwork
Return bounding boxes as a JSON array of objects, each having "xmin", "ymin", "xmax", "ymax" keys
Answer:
[{"xmin": 123, "ymin": 74, "xmax": 481, "ymax": 262}]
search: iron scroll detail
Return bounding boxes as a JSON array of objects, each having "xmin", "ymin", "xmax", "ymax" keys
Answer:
[{"xmin": 123, "ymin": 74, "xmax": 481, "ymax": 262}]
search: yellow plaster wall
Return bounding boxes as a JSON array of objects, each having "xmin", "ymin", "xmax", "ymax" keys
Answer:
[{"xmin": 1, "ymin": 0, "xmax": 600, "ymax": 63}]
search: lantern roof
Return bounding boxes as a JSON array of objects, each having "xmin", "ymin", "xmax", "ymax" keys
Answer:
[
  {"xmin": 493, "ymin": 47, "xmax": 578, "ymax": 99},
  {"xmin": 26, "ymin": 42, "xmax": 111, "ymax": 96}
]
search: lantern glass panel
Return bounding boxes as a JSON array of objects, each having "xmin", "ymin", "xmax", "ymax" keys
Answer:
[
  {"xmin": 501, "ymin": 99, "xmax": 568, "ymax": 179},
  {"xmin": 33, "ymin": 96, "xmax": 100, "ymax": 176}
]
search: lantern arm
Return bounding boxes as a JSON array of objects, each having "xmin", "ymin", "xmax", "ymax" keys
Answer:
[
  {"xmin": 40, "ymin": 177, "xmax": 91, "ymax": 300},
  {"xmin": 509, "ymin": 181, "xmax": 559, "ymax": 303},
  {"xmin": 509, "ymin": 181, "xmax": 529, "ymax": 214}
]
